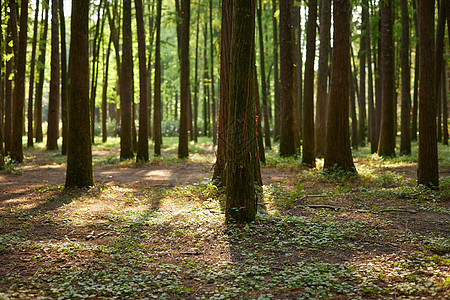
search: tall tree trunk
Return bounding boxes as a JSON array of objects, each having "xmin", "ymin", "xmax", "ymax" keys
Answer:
[
  {"xmin": 435, "ymin": 0, "xmax": 446, "ymax": 143},
  {"xmin": 411, "ymin": 0, "xmax": 419, "ymax": 141},
  {"xmin": 153, "ymin": 0, "xmax": 162, "ymax": 156},
  {"xmin": 47, "ymin": 0, "xmax": 60, "ymax": 151},
  {"xmin": 417, "ymin": 0, "xmax": 438, "ymax": 188},
  {"xmin": 102, "ymin": 36, "xmax": 112, "ymax": 143},
  {"xmin": 257, "ymin": 0, "xmax": 271, "ymax": 150},
  {"xmin": 302, "ymin": 0, "xmax": 317, "ymax": 167},
  {"xmin": 34, "ymin": 1, "xmax": 49, "ymax": 143},
  {"xmin": 65, "ymin": 0, "xmax": 93, "ymax": 188},
  {"xmin": 60, "ymin": 0, "xmax": 68, "ymax": 155},
  {"xmin": 400, "ymin": 0, "xmax": 411, "ymax": 155},
  {"xmin": 210, "ymin": 0, "xmax": 216, "ymax": 146},
  {"xmin": 135, "ymin": 0, "xmax": 149, "ymax": 162},
  {"xmin": 193, "ymin": 0, "xmax": 200, "ymax": 143},
  {"xmin": 120, "ymin": 0, "xmax": 134, "ymax": 160},
  {"xmin": 324, "ymin": 0, "xmax": 355, "ymax": 173},
  {"xmin": 203, "ymin": 23, "xmax": 210, "ymax": 137},
  {"xmin": 0, "ymin": 4, "xmax": 4, "ymax": 167},
  {"xmin": 350, "ymin": 66, "xmax": 358, "ymax": 149},
  {"xmin": 358, "ymin": 3, "xmax": 366, "ymax": 147},
  {"xmin": 279, "ymin": 0, "xmax": 296, "ymax": 156},
  {"xmin": 27, "ymin": 1, "xmax": 40, "ymax": 148},
  {"xmin": 5, "ymin": 0, "xmax": 17, "ymax": 153},
  {"xmin": 365, "ymin": 0, "xmax": 376, "ymax": 153},
  {"xmin": 253, "ymin": 60, "xmax": 265, "ymax": 166},
  {"xmin": 10, "ymin": 0, "xmax": 28, "ymax": 162},
  {"xmin": 272, "ymin": 0, "xmax": 280, "ymax": 141},
  {"xmin": 178, "ymin": 0, "xmax": 190, "ymax": 158},
  {"xmin": 443, "ymin": 58, "xmax": 448, "ymax": 146},
  {"xmin": 213, "ymin": 0, "xmax": 233, "ymax": 184},
  {"xmin": 146, "ymin": 0, "xmax": 155, "ymax": 140},
  {"xmin": 315, "ymin": 0, "xmax": 331, "ymax": 158},
  {"xmin": 378, "ymin": 0, "xmax": 396, "ymax": 157},
  {"xmin": 225, "ymin": 0, "xmax": 257, "ymax": 223}
]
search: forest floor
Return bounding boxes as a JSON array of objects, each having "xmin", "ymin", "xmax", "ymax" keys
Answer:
[{"xmin": 0, "ymin": 137, "xmax": 449, "ymax": 299}]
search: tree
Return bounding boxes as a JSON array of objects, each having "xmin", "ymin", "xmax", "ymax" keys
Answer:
[
  {"xmin": 193, "ymin": 0, "xmax": 201, "ymax": 143},
  {"xmin": 324, "ymin": 0, "xmax": 356, "ymax": 174},
  {"xmin": 315, "ymin": 0, "xmax": 331, "ymax": 158},
  {"xmin": 272, "ymin": 0, "xmax": 280, "ymax": 141},
  {"xmin": 358, "ymin": 2, "xmax": 366, "ymax": 147},
  {"xmin": 153, "ymin": 0, "xmax": 162, "ymax": 156},
  {"xmin": 417, "ymin": 0, "xmax": 438, "ymax": 188},
  {"xmin": 60, "ymin": 0, "xmax": 68, "ymax": 155},
  {"xmin": 34, "ymin": 1, "xmax": 49, "ymax": 143},
  {"xmin": 257, "ymin": 0, "xmax": 271, "ymax": 150},
  {"xmin": 435, "ymin": 0, "xmax": 446, "ymax": 142},
  {"xmin": 135, "ymin": 0, "xmax": 149, "ymax": 162},
  {"xmin": 27, "ymin": 1, "xmax": 40, "ymax": 148},
  {"xmin": 302, "ymin": 0, "xmax": 317, "ymax": 166},
  {"xmin": 213, "ymin": 0, "xmax": 233, "ymax": 184},
  {"xmin": 178, "ymin": 0, "xmax": 190, "ymax": 158},
  {"xmin": 365, "ymin": 0, "xmax": 376, "ymax": 154},
  {"xmin": 377, "ymin": 0, "xmax": 395, "ymax": 157},
  {"xmin": 47, "ymin": 0, "xmax": 60, "ymax": 151},
  {"xmin": 120, "ymin": 0, "xmax": 134, "ymax": 160},
  {"xmin": 411, "ymin": 0, "xmax": 419, "ymax": 141},
  {"xmin": 10, "ymin": 0, "xmax": 28, "ymax": 162},
  {"xmin": 279, "ymin": 0, "xmax": 296, "ymax": 156},
  {"xmin": 5, "ymin": 0, "xmax": 17, "ymax": 154},
  {"xmin": 210, "ymin": 0, "xmax": 216, "ymax": 146},
  {"xmin": 400, "ymin": 0, "xmax": 411, "ymax": 155},
  {"xmin": 102, "ymin": 36, "xmax": 112, "ymax": 143},
  {"xmin": 225, "ymin": 0, "xmax": 258, "ymax": 223},
  {"xmin": 65, "ymin": 0, "xmax": 93, "ymax": 188}
]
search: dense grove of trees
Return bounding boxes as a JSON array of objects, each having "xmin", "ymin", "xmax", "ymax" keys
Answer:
[{"xmin": 0, "ymin": 0, "xmax": 448, "ymax": 220}]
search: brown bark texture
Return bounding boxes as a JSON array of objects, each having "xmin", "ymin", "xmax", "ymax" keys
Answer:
[
  {"xmin": 400, "ymin": 0, "xmax": 411, "ymax": 155},
  {"xmin": 153, "ymin": 0, "xmax": 162, "ymax": 156}
]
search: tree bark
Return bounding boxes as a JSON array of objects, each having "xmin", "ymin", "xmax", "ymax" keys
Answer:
[
  {"xmin": 324, "ymin": 0, "xmax": 356, "ymax": 174},
  {"xmin": 417, "ymin": 0, "xmax": 438, "ymax": 188},
  {"xmin": 10, "ymin": 0, "xmax": 28, "ymax": 162},
  {"xmin": 120, "ymin": 0, "xmax": 134, "ymax": 160},
  {"xmin": 400, "ymin": 0, "xmax": 411, "ymax": 155},
  {"xmin": 272, "ymin": 0, "xmax": 280, "ymax": 142},
  {"xmin": 225, "ymin": 0, "xmax": 257, "ymax": 223},
  {"xmin": 153, "ymin": 0, "xmax": 162, "ymax": 156},
  {"xmin": 279, "ymin": 0, "xmax": 296, "ymax": 156},
  {"xmin": 378, "ymin": 0, "xmax": 396, "ymax": 157},
  {"xmin": 302, "ymin": 0, "xmax": 317, "ymax": 166},
  {"xmin": 27, "ymin": 1, "xmax": 40, "ymax": 148},
  {"xmin": 210, "ymin": 0, "xmax": 216, "ymax": 146},
  {"xmin": 60, "ymin": 0, "xmax": 68, "ymax": 155},
  {"xmin": 411, "ymin": 0, "xmax": 419, "ymax": 141},
  {"xmin": 34, "ymin": 1, "xmax": 49, "ymax": 143},
  {"xmin": 47, "ymin": 0, "xmax": 60, "ymax": 151},
  {"xmin": 178, "ymin": 0, "xmax": 190, "ymax": 158},
  {"xmin": 365, "ymin": 0, "xmax": 376, "ymax": 153},
  {"xmin": 65, "ymin": 0, "xmax": 94, "ymax": 188},
  {"xmin": 102, "ymin": 36, "xmax": 112, "ymax": 143},
  {"xmin": 213, "ymin": 0, "xmax": 233, "ymax": 184},
  {"xmin": 315, "ymin": 0, "xmax": 331, "ymax": 158},
  {"xmin": 435, "ymin": 0, "xmax": 446, "ymax": 143},
  {"xmin": 358, "ymin": 2, "xmax": 366, "ymax": 147}
]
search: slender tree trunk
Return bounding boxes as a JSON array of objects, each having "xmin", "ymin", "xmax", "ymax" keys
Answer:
[
  {"xmin": 0, "ymin": 4, "xmax": 4, "ymax": 167},
  {"xmin": 178, "ymin": 0, "xmax": 190, "ymax": 158},
  {"xmin": 193, "ymin": 0, "xmax": 200, "ymax": 143},
  {"xmin": 120, "ymin": 0, "xmax": 134, "ymax": 160},
  {"xmin": 378, "ymin": 0, "xmax": 396, "ymax": 157},
  {"xmin": 400, "ymin": 0, "xmax": 411, "ymax": 155},
  {"xmin": 153, "ymin": 0, "xmax": 162, "ymax": 156},
  {"xmin": 102, "ymin": 36, "xmax": 112, "ymax": 143},
  {"xmin": 34, "ymin": 2, "xmax": 49, "ymax": 143},
  {"xmin": 324, "ymin": 0, "xmax": 355, "ymax": 173},
  {"xmin": 225, "ymin": 0, "xmax": 257, "ymax": 223},
  {"xmin": 135, "ymin": 0, "xmax": 149, "ymax": 162},
  {"xmin": 417, "ymin": 0, "xmax": 438, "ymax": 188},
  {"xmin": 257, "ymin": 0, "xmax": 271, "ymax": 150},
  {"xmin": 5, "ymin": 0, "xmax": 17, "ymax": 153},
  {"xmin": 60, "ymin": 0, "xmax": 68, "ymax": 155},
  {"xmin": 27, "ymin": 1, "xmax": 40, "ymax": 148},
  {"xmin": 47, "ymin": 0, "xmax": 60, "ymax": 151},
  {"xmin": 315, "ymin": 0, "xmax": 331, "ymax": 158},
  {"xmin": 65, "ymin": 0, "xmax": 93, "ymax": 188},
  {"xmin": 411, "ymin": 0, "xmax": 419, "ymax": 141},
  {"xmin": 253, "ymin": 60, "xmax": 265, "ymax": 166},
  {"xmin": 436, "ymin": 0, "xmax": 446, "ymax": 143},
  {"xmin": 210, "ymin": 0, "xmax": 216, "ymax": 146},
  {"xmin": 279, "ymin": 0, "xmax": 296, "ymax": 156},
  {"xmin": 442, "ymin": 58, "xmax": 448, "ymax": 145},
  {"xmin": 302, "ymin": 0, "xmax": 317, "ymax": 167},
  {"xmin": 272, "ymin": 0, "xmax": 280, "ymax": 141},
  {"xmin": 350, "ymin": 66, "xmax": 358, "ymax": 149},
  {"xmin": 147, "ymin": 0, "xmax": 155, "ymax": 140},
  {"xmin": 365, "ymin": 0, "xmax": 376, "ymax": 153},
  {"xmin": 10, "ymin": 0, "xmax": 28, "ymax": 162},
  {"xmin": 213, "ymin": 0, "xmax": 233, "ymax": 184},
  {"xmin": 203, "ymin": 23, "xmax": 210, "ymax": 137},
  {"xmin": 358, "ymin": 3, "xmax": 366, "ymax": 147}
]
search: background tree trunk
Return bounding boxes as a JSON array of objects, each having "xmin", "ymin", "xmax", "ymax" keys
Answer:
[
  {"xmin": 417, "ymin": 0, "xmax": 438, "ymax": 188},
  {"xmin": 302, "ymin": 0, "xmax": 317, "ymax": 166},
  {"xmin": 210, "ymin": 0, "xmax": 216, "ymax": 146},
  {"xmin": 400, "ymin": 0, "xmax": 411, "ymax": 155},
  {"xmin": 60, "ymin": 0, "xmax": 68, "ymax": 155},
  {"xmin": 153, "ymin": 0, "xmax": 162, "ymax": 156},
  {"xmin": 378, "ymin": 0, "xmax": 396, "ymax": 157},
  {"xmin": 358, "ymin": 3, "xmax": 366, "ymax": 147},
  {"xmin": 272, "ymin": 0, "xmax": 280, "ymax": 142},
  {"xmin": 365, "ymin": 0, "xmax": 376, "ymax": 153},
  {"xmin": 435, "ymin": 0, "xmax": 446, "ymax": 143},
  {"xmin": 324, "ymin": 0, "xmax": 355, "ymax": 174},
  {"xmin": 65, "ymin": 0, "xmax": 93, "ymax": 188},
  {"xmin": 411, "ymin": 0, "xmax": 419, "ymax": 141},
  {"xmin": 315, "ymin": 0, "xmax": 331, "ymax": 158}
]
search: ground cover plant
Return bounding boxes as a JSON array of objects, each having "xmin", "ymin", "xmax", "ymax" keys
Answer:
[{"xmin": 0, "ymin": 138, "xmax": 449, "ymax": 299}]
